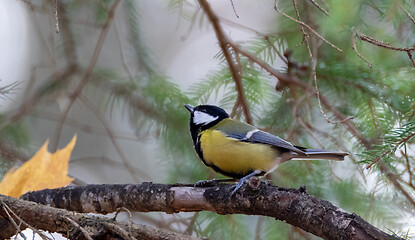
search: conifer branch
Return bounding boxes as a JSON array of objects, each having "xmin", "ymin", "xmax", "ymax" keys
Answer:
[
  {"xmin": 366, "ymin": 131, "xmax": 415, "ymax": 169},
  {"xmin": 199, "ymin": 0, "xmax": 253, "ymax": 124},
  {"xmin": 226, "ymin": 41, "xmax": 369, "ymax": 148},
  {"xmin": 274, "ymin": 0, "xmax": 343, "ymax": 52}
]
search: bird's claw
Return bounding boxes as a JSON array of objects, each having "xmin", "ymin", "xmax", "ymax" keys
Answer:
[
  {"xmin": 230, "ymin": 170, "xmax": 263, "ymax": 196},
  {"xmin": 231, "ymin": 180, "xmax": 245, "ymax": 195}
]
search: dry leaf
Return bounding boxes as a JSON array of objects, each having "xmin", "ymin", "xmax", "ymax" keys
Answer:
[{"xmin": 0, "ymin": 135, "xmax": 76, "ymax": 197}]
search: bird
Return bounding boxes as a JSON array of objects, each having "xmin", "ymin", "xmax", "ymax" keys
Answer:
[{"xmin": 184, "ymin": 104, "xmax": 348, "ymax": 194}]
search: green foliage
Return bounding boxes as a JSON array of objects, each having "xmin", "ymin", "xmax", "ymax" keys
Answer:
[
  {"xmin": 0, "ymin": 115, "xmax": 29, "ymax": 178},
  {"xmin": 359, "ymin": 120, "xmax": 415, "ymax": 165},
  {"xmin": 0, "ymin": 115, "xmax": 29, "ymax": 148},
  {"xmin": 188, "ymin": 59, "xmax": 273, "ymax": 120},
  {"xmin": 196, "ymin": 212, "xmax": 252, "ymax": 240}
]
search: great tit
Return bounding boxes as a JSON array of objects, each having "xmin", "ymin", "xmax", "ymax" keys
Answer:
[{"xmin": 185, "ymin": 104, "xmax": 348, "ymax": 193}]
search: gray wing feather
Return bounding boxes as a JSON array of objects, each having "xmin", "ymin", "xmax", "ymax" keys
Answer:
[
  {"xmin": 214, "ymin": 119, "xmax": 305, "ymax": 154},
  {"xmin": 245, "ymin": 131, "xmax": 305, "ymax": 154}
]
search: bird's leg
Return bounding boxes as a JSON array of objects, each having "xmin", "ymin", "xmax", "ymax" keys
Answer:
[
  {"xmin": 194, "ymin": 178, "xmax": 236, "ymax": 187},
  {"xmin": 231, "ymin": 170, "xmax": 263, "ymax": 195}
]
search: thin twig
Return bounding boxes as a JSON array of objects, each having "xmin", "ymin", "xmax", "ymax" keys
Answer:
[
  {"xmin": 402, "ymin": 8, "xmax": 415, "ymax": 25},
  {"xmin": 407, "ymin": 51, "xmax": 415, "ymax": 67},
  {"xmin": 293, "ymin": 0, "xmax": 352, "ymax": 124},
  {"xmin": 54, "ymin": 0, "xmax": 59, "ymax": 33},
  {"xmin": 199, "ymin": 0, "xmax": 253, "ymax": 124},
  {"xmin": 64, "ymin": 216, "xmax": 93, "ymax": 240},
  {"xmin": 228, "ymin": 41, "xmax": 367, "ymax": 147},
  {"xmin": 358, "ymin": 33, "xmax": 415, "ymax": 52},
  {"xmin": 291, "ymin": 0, "xmax": 307, "ymax": 46},
  {"xmin": 78, "ymin": 95, "xmax": 149, "ymax": 181},
  {"xmin": 185, "ymin": 212, "xmax": 199, "ymax": 235},
  {"xmin": 181, "ymin": 8, "xmax": 200, "ymax": 41},
  {"xmin": 401, "ymin": 149, "xmax": 415, "ymax": 190},
  {"xmin": 352, "ymin": 32, "xmax": 372, "ymax": 68},
  {"xmin": 220, "ymin": 17, "xmax": 264, "ymax": 36},
  {"xmin": 379, "ymin": 161, "xmax": 415, "ymax": 207},
  {"xmin": 103, "ymin": 222, "xmax": 138, "ymax": 240},
  {"xmin": 230, "ymin": 51, "xmax": 243, "ymax": 118},
  {"xmin": 264, "ymin": 36, "xmax": 288, "ymax": 64},
  {"xmin": 51, "ymin": 0, "xmax": 120, "ymax": 151},
  {"xmin": 366, "ymin": 131, "xmax": 415, "ymax": 169},
  {"xmin": 230, "ymin": 0, "xmax": 239, "ymax": 18},
  {"xmin": 298, "ymin": 117, "xmax": 325, "ymax": 148},
  {"xmin": 1, "ymin": 201, "xmax": 52, "ymax": 240},
  {"xmin": 308, "ymin": 0, "xmax": 329, "ymax": 16},
  {"xmin": 113, "ymin": 207, "xmax": 134, "ymax": 238},
  {"xmin": 359, "ymin": 33, "xmax": 415, "ymax": 66},
  {"xmin": 114, "ymin": 23, "xmax": 135, "ymax": 83},
  {"xmin": 219, "ymin": 17, "xmax": 288, "ymax": 64},
  {"xmin": 274, "ymin": 0, "xmax": 343, "ymax": 52},
  {"xmin": 1, "ymin": 203, "xmax": 26, "ymax": 240}
]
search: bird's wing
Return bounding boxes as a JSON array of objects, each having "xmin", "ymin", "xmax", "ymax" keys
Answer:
[{"xmin": 213, "ymin": 119, "xmax": 305, "ymax": 154}]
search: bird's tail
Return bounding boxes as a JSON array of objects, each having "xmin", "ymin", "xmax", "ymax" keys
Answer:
[{"xmin": 292, "ymin": 149, "xmax": 348, "ymax": 161}]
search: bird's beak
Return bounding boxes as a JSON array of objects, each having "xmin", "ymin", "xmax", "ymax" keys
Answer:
[{"xmin": 184, "ymin": 104, "xmax": 194, "ymax": 113}]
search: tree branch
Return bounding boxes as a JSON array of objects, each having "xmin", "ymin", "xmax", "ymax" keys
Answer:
[
  {"xmin": 199, "ymin": 0, "xmax": 253, "ymax": 124},
  {"xmin": 20, "ymin": 182, "xmax": 401, "ymax": 240},
  {"xmin": 0, "ymin": 194, "xmax": 201, "ymax": 240},
  {"xmin": 226, "ymin": 40, "xmax": 370, "ymax": 148},
  {"xmin": 357, "ymin": 32, "xmax": 415, "ymax": 67}
]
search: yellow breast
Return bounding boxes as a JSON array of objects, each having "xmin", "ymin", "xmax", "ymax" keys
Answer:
[{"xmin": 200, "ymin": 129, "xmax": 278, "ymax": 177}]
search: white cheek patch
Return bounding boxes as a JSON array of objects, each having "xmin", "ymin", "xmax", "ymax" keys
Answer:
[{"xmin": 193, "ymin": 111, "xmax": 218, "ymax": 125}]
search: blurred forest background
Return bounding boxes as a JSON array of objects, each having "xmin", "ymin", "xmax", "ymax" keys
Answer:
[{"xmin": 0, "ymin": 0, "xmax": 414, "ymax": 239}]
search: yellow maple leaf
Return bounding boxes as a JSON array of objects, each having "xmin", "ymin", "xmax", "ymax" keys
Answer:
[{"xmin": 0, "ymin": 135, "xmax": 76, "ymax": 197}]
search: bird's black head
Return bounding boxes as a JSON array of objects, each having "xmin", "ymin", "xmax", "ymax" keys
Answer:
[{"xmin": 184, "ymin": 104, "xmax": 229, "ymax": 143}]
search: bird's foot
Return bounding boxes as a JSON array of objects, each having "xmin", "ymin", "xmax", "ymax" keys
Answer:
[{"xmin": 231, "ymin": 170, "xmax": 263, "ymax": 195}]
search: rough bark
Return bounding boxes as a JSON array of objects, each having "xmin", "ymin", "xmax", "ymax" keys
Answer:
[
  {"xmin": 0, "ymin": 194, "xmax": 202, "ymax": 240},
  {"xmin": 18, "ymin": 180, "xmax": 401, "ymax": 240}
]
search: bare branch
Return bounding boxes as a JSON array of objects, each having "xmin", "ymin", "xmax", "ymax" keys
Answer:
[
  {"xmin": 227, "ymin": 41, "xmax": 368, "ymax": 147},
  {"xmin": 402, "ymin": 8, "xmax": 415, "ymax": 25},
  {"xmin": 379, "ymin": 161, "xmax": 415, "ymax": 207},
  {"xmin": 352, "ymin": 32, "xmax": 373, "ymax": 68},
  {"xmin": 357, "ymin": 32, "xmax": 415, "ymax": 66},
  {"xmin": 308, "ymin": 0, "xmax": 329, "ymax": 16},
  {"xmin": 51, "ymin": 0, "xmax": 121, "ymax": 151},
  {"xmin": 292, "ymin": 0, "xmax": 352, "ymax": 124},
  {"xmin": 64, "ymin": 216, "xmax": 93, "ymax": 240},
  {"xmin": 407, "ymin": 51, "xmax": 415, "ymax": 67},
  {"xmin": 229, "ymin": 0, "xmax": 239, "ymax": 18},
  {"xmin": 358, "ymin": 33, "xmax": 415, "ymax": 52},
  {"xmin": 0, "ymin": 194, "xmax": 200, "ymax": 240},
  {"xmin": 20, "ymin": 182, "xmax": 402, "ymax": 240},
  {"xmin": 274, "ymin": 0, "xmax": 343, "ymax": 52}
]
